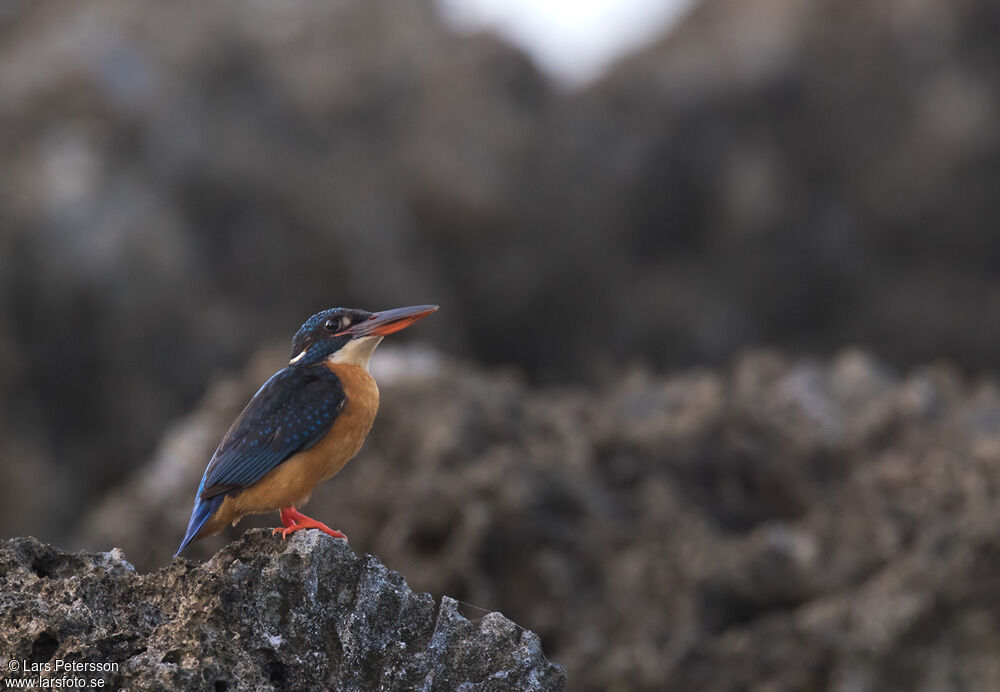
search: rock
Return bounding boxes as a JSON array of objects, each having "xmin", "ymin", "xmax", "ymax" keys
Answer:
[
  {"xmin": 75, "ymin": 347, "xmax": 1000, "ymax": 690},
  {"xmin": 4, "ymin": 0, "xmax": 1000, "ymax": 686},
  {"xmin": 0, "ymin": 530, "xmax": 565, "ymax": 691},
  {"xmin": 550, "ymin": 0, "xmax": 1000, "ymax": 376}
]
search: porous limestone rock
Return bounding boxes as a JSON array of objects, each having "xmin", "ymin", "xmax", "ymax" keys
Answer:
[{"xmin": 0, "ymin": 530, "xmax": 565, "ymax": 691}]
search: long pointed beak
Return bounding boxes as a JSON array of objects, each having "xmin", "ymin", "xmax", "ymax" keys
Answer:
[{"xmin": 345, "ymin": 305, "xmax": 438, "ymax": 337}]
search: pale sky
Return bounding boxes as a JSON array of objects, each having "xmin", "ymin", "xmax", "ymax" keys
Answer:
[{"xmin": 437, "ymin": 0, "xmax": 694, "ymax": 86}]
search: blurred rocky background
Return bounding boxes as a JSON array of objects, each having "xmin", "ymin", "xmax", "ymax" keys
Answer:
[
  {"xmin": 74, "ymin": 346, "xmax": 1000, "ymax": 690},
  {"xmin": 2, "ymin": 0, "xmax": 1000, "ymax": 689}
]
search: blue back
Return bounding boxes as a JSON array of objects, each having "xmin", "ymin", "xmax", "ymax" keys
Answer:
[{"xmin": 174, "ymin": 363, "xmax": 346, "ymax": 556}]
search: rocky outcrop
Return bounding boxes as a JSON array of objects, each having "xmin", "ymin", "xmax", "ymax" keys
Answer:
[
  {"xmin": 0, "ymin": 530, "xmax": 565, "ymax": 691},
  {"xmin": 4, "ymin": 0, "xmax": 1000, "ymax": 688},
  {"xmin": 76, "ymin": 346, "xmax": 1000, "ymax": 690}
]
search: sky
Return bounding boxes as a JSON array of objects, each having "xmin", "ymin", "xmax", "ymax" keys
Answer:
[{"xmin": 437, "ymin": 0, "xmax": 694, "ymax": 86}]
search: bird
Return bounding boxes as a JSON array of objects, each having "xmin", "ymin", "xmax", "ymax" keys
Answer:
[{"xmin": 174, "ymin": 304, "xmax": 438, "ymax": 557}]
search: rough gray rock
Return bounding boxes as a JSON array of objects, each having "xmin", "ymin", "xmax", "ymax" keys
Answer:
[{"xmin": 0, "ymin": 530, "xmax": 565, "ymax": 691}]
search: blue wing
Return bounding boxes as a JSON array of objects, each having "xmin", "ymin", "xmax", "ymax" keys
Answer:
[
  {"xmin": 199, "ymin": 366, "xmax": 346, "ymax": 498},
  {"xmin": 174, "ymin": 365, "xmax": 345, "ymax": 556}
]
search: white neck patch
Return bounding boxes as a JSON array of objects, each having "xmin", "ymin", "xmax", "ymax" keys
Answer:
[{"xmin": 327, "ymin": 335, "xmax": 383, "ymax": 371}]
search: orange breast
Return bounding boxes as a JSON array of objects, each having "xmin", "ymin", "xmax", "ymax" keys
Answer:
[{"xmin": 199, "ymin": 362, "xmax": 379, "ymax": 537}]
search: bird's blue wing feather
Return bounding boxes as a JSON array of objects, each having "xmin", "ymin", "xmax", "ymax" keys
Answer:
[
  {"xmin": 199, "ymin": 365, "xmax": 346, "ymax": 498},
  {"xmin": 174, "ymin": 364, "xmax": 345, "ymax": 556}
]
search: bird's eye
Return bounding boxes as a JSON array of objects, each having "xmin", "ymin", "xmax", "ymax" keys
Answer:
[{"xmin": 324, "ymin": 316, "xmax": 350, "ymax": 332}]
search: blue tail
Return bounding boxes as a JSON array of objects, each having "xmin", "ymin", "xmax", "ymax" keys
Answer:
[{"xmin": 174, "ymin": 493, "xmax": 224, "ymax": 557}]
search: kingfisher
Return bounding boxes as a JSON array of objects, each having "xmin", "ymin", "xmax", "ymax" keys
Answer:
[{"xmin": 175, "ymin": 304, "xmax": 438, "ymax": 557}]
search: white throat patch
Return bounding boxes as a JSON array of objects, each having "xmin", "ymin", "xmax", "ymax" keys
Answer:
[{"xmin": 327, "ymin": 335, "xmax": 383, "ymax": 371}]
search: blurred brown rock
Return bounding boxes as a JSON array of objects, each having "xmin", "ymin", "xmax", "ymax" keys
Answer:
[
  {"xmin": 4, "ymin": 0, "xmax": 1000, "ymax": 687},
  {"xmin": 76, "ymin": 347, "xmax": 1000, "ymax": 690},
  {"xmin": 2, "ymin": 0, "xmax": 1000, "ymax": 547},
  {"xmin": 0, "ymin": 0, "xmax": 545, "ymax": 530}
]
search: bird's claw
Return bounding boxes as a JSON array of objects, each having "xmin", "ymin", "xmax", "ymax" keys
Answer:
[{"xmin": 270, "ymin": 513, "xmax": 347, "ymax": 541}]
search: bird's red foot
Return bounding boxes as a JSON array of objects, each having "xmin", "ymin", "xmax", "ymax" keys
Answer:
[{"xmin": 271, "ymin": 506, "xmax": 347, "ymax": 541}]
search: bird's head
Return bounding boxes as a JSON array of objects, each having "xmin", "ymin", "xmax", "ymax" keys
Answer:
[{"xmin": 289, "ymin": 305, "xmax": 438, "ymax": 369}]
